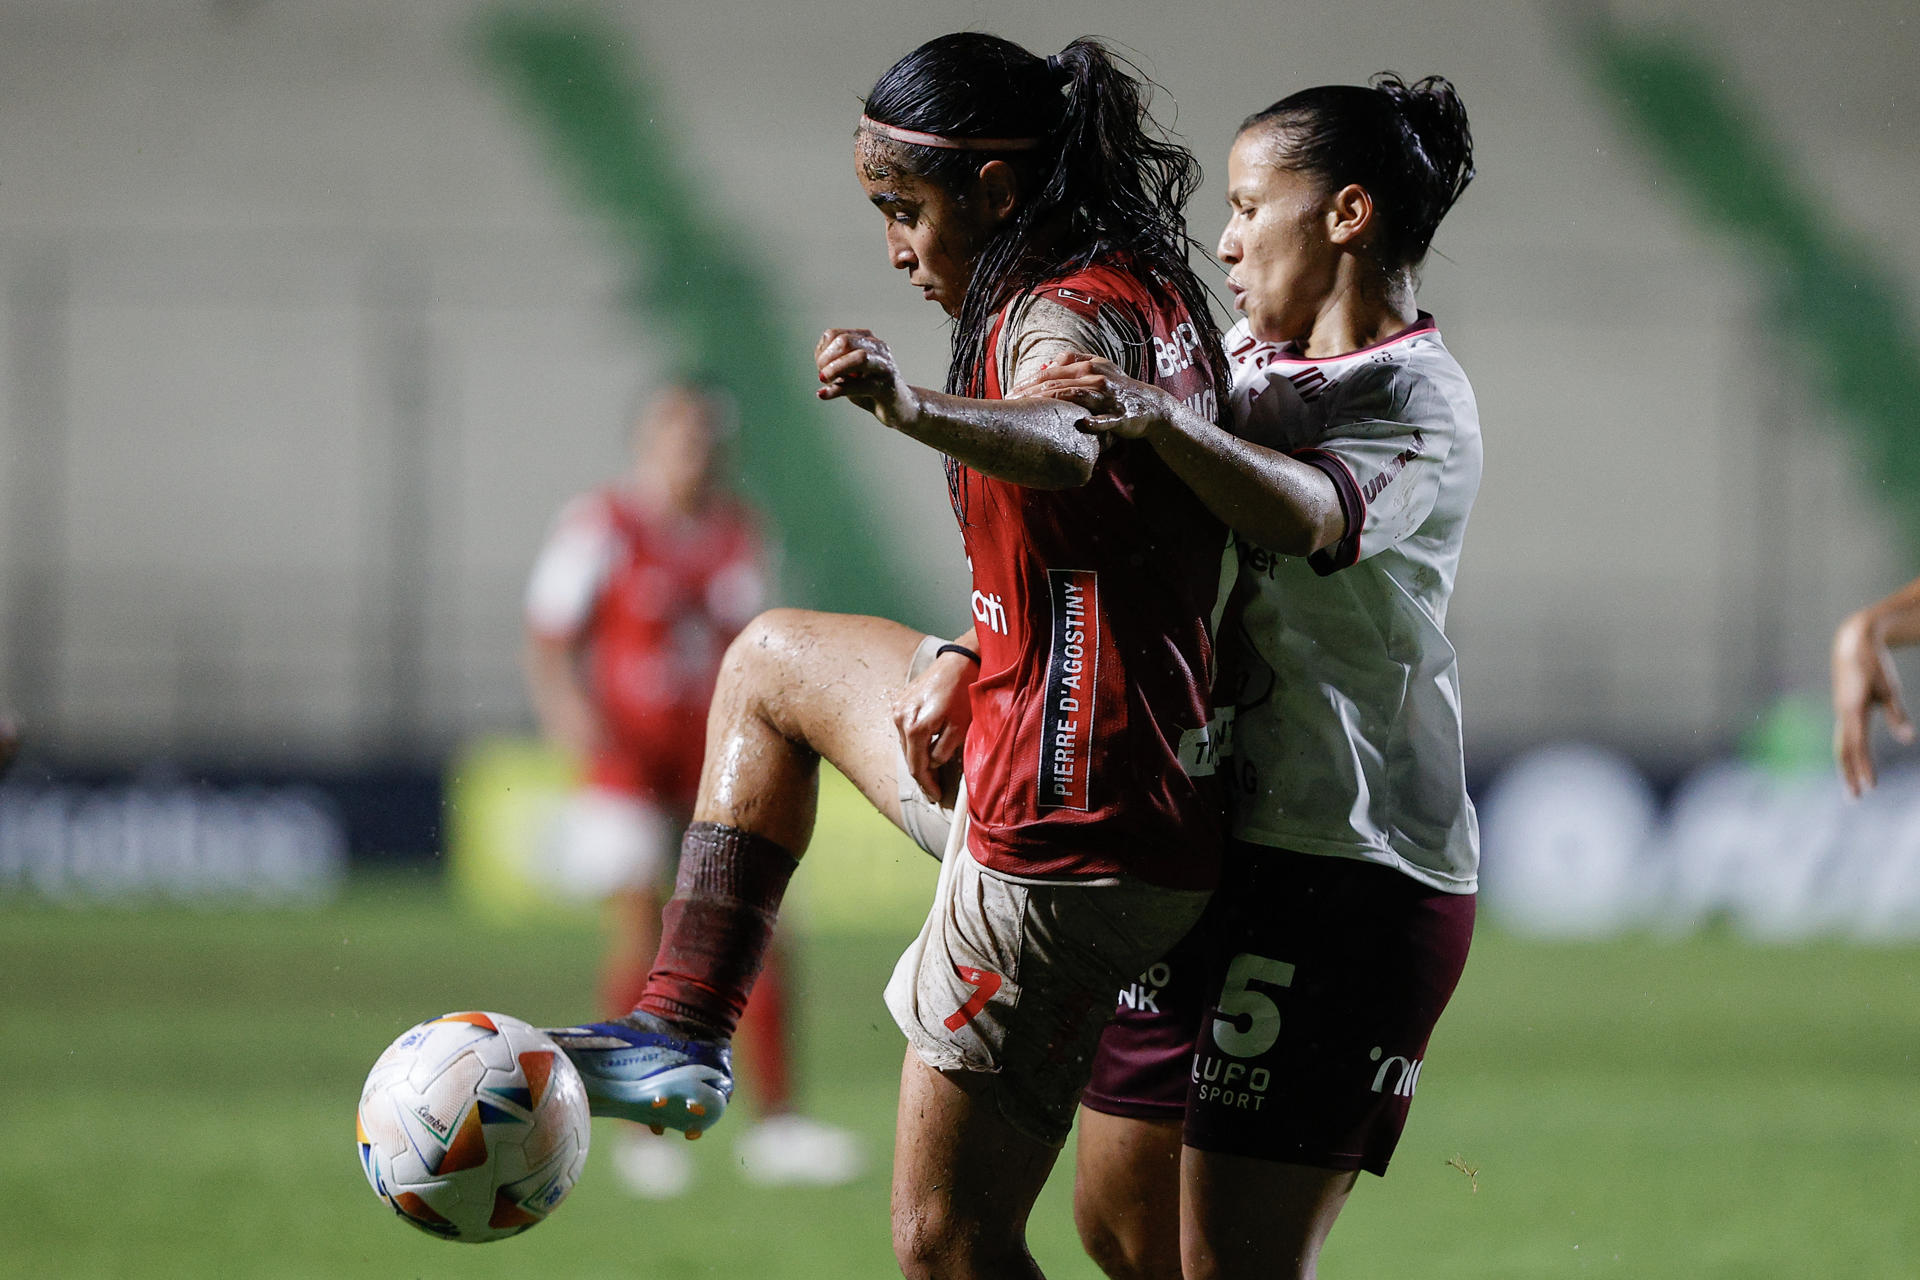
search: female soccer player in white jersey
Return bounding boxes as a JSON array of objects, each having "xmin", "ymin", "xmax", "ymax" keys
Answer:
[{"xmin": 1021, "ymin": 73, "xmax": 1481, "ymax": 1280}]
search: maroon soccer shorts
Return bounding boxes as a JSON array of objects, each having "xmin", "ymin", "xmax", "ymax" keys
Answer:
[{"xmin": 1081, "ymin": 842, "xmax": 1474, "ymax": 1175}]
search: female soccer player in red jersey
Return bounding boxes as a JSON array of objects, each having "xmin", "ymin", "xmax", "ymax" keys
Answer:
[
  {"xmin": 1021, "ymin": 74, "xmax": 1481, "ymax": 1280},
  {"xmin": 549, "ymin": 33, "xmax": 1232, "ymax": 1280}
]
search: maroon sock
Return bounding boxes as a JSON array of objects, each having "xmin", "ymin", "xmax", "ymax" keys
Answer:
[{"xmin": 636, "ymin": 822, "xmax": 798, "ymax": 1040}]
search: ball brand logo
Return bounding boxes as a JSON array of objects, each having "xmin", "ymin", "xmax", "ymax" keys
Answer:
[
  {"xmin": 414, "ymin": 1103, "xmax": 455, "ymax": 1141},
  {"xmin": 971, "ymin": 589, "xmax": 1009, "ymax": 636},
  {"xmin": 1369, "ymin": 1047, "xmax": 1424, "ymax": 1097}
]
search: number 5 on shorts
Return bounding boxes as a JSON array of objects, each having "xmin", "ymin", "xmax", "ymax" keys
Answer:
[{"xmin": 1210, "ymin": 953, "xmax": 1295, "ymax": 1059}]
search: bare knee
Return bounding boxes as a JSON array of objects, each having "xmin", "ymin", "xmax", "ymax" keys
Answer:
[
  {"xmin": 1074, "ymin": 1201, "xmax": 1180, "ymax": 1280},
  {"xmin": 893, "ymin": 1204, "xmax": 1031, "ymax": 1280},
  {"xmin": 1182, "ymin": 1248, "xmax": 1302, "ymax": 1280},
  {"xmin": 893, "ymin": 1159, "xmax": 1039, "ymax": 1280},
  {"xmin": 1183, "ymin": 1244, "xmax": 1320, "ymax": 1280},
  {"xmin": 890, "ymin": 1150, "xmax": 960, "ymax": 1279},
  {"xmin": 707, "ymin": 609, "xmax": 832, "ymax": 749},
  {"xmin": 1181, "ymin": 1155, "xmax": 1354, "ymax": 1280},
  {"xmin": 890, "ymin": 1205, "xmax": 950, "ymax": 1280},
  {"xmin": 1072, "ymin": 1112, "xmax": 1183, "ymax": 1280},
  {"xmin": 715, "ymin": 608, "xmax": 811, "ymax": 701}
]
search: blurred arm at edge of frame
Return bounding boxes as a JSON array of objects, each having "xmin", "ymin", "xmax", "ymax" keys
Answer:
[{"xmin": 1832, "ymin": 574, "xmax": 1920, "ymax": 796}]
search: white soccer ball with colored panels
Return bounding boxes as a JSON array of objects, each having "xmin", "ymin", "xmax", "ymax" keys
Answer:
[{"xmin": 356, "ymin": 1011, "xmax": 591, "ymax": 1243}]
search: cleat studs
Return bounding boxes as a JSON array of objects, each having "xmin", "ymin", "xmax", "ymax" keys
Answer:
[
  {"xmin": 685, "ymin": 1129, "xmax": 703, "ymax": 1142},
  {"xmin": 649, "ymin": 1124, "xmax": 665, "ymax": 1136}
]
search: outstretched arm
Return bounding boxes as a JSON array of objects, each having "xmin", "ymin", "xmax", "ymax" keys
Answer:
[
  {"xmin": 1832, "ymin": 574, "xmax": 1920, "ymax": 796},
  {"xmin": 522, "ymin": 629, "xmax": 602, "ymax": 758},
  {"xmin": 1016, "ymin": 353, "xmax": 1344, "ymax": 556},
  {"xmin": 816, "ymin": 328, "xmax": 1099, "ymax": 488}
]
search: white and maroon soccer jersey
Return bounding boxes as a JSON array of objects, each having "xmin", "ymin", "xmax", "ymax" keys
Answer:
[
  {"xmin": 525, "ymin": 489, "xmax": 765, "ymax": 804},
  {"xmin": 952, "ymin": 262, "xmax": 1225, "ymax": 891},
  {"xmin": 1217, "ymin": 313, "xmax": 1481, "ymax": 893}
]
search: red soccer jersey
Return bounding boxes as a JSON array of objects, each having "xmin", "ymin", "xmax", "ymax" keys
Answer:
[
  {"xmin": 526, "ymin": 489, "xmax": 765, "ymax": 805},
  {"xmin": 955, "ymin": 262, "xmax": 1225, "ymax": 889}
]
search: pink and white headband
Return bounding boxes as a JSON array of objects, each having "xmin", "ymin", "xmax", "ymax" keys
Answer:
[{"xmin": 858, "ymin": 114, "xmax": 1043, "ymax": 153}]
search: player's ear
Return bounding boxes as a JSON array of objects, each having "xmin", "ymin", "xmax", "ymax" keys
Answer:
[
  {"xmin": 1326, "ymin": 183, "xmax": 1374, "ymax": 247},
  {"xmin": 976, "ymin": 159, "xmax": 1020, "ymax": 226}
]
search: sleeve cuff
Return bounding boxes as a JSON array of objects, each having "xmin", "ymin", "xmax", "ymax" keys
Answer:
[{"xmin": 1293, "ymin": 449, "xmax": 1364, "ymax": 576}]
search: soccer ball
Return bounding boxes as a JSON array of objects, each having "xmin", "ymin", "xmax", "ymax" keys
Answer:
[{"xmin": 356, "ymin": 1011, "xmax": 591, "ymax": 1243}]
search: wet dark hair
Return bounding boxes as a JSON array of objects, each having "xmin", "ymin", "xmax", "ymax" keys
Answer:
[
  {"xmin": 1240, "ymin": 73, "xmax": 1474, "ymax": 269},
  {"xmin": 861, "ymin": 32, "xmax": 1228, "ymax": 406}
]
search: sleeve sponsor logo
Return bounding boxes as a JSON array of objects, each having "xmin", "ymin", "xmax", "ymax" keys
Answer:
[
  {"xmin": 1037, "ymin": 569, "xmax": 1098, "ymax": 811},
  {"xmin": 1361, "ymin": 428, "xmax": 1426, "ymax": 503}
]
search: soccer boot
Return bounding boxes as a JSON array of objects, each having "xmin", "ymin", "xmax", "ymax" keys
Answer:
[{"xmin": 543, "ymin": 1012, "xmax": 733, "ymax": 1138}]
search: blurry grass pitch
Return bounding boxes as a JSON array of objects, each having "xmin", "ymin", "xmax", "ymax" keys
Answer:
[{"xmin": 2, "ymin": 775, "xmax": 1917, "ymax": 1276}]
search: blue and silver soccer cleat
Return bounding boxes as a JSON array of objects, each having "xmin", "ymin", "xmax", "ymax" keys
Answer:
[{"xmin": 543, "ymin": 1013, "xmax": 733, "ymax": 1139}]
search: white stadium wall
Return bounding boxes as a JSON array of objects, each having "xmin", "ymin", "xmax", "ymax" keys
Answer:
[{"xmin": 0, "ymin": 0, "xmax": 1915, "ymax": 766}]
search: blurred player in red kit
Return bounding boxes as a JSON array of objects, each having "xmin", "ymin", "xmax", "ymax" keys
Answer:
[{"xmin": 522, "ymin": 381, "xmax": 861, "ymax": 1196}]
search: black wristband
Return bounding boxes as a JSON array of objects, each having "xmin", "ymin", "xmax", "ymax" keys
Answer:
[{"xmin": 936, "ymin": 643, "xmax": 981, "ymax": 664}]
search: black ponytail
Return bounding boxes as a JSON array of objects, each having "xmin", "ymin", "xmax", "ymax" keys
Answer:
[
  {"xmin": 861, "ymin": 33, "xmax": 1229, "ymax": 407},
  {"xmin": 1242, "ymin": 73, "xmax": 1475, "ymax": 269}
]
